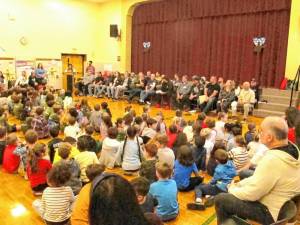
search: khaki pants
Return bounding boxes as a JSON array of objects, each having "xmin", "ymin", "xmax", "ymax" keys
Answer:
[{"xmin": 231, "ymin": 101, "xmax": 252, "ymax": 118}]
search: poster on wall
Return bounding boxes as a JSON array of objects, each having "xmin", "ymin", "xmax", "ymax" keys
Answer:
[
  {"xmin": 0, "ymin": 58, "xmax": 16, "ymax": 81},
  {"xmin": 35, "ymin": 59, "xmax": 62, "ymax": 89},
  {"xmin": 15, "ymin": 60, "xmax": 35, "ymax": 82}
]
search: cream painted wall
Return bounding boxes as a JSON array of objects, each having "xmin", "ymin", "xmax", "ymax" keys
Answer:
[
  {"xmin": 0, "ymin": 0, "xmax": 103, "ymax": 67},
  {"xmin": 285, "ymin": 0, "xmax": 300, "ymax": 79},
  {"xmin": 0, "ymin": 0, "xmax": 298, "ymax": 75}
]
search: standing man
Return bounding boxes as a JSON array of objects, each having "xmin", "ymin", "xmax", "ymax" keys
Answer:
[
  {"xmin": 215, "ymin": 116, "xmax": 300, "ymax": 225},
  {"xmin": 85, "ymin": 61, "xmax": 95, "ymax": 75}
]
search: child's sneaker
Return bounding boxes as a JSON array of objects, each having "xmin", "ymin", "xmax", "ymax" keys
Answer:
[
  {"xmin": 187, "ymin": 198, "xmax": 205, "ymax": 211},
  {"xmin": 204, "ymin": 196, "xmax": 215, "ymax": 207}
]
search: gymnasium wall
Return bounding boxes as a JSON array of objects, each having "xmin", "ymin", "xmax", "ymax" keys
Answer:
[
  {"xmin": 285, "ymin": 0, "xmax": 300, "ymax": 79},
  {"xmin": 0, "ymin": 0, "xmax": 299, "ymax": 79}
]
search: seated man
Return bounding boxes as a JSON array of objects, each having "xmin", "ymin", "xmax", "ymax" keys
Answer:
[
  {"xmin": 113, "ymin": 72, "xmax": 131, "ymax": 100},
  {"xmin": 88, "ymin": 72, "xmax": 104, "ymax": 97},
  {"xmin": 155, "ymin": 75, "xmax": 171, "ymax": 107},
  {"xmin": 231, "ymin": 81, "xmax": 256, "ymax": 120},
  {"xmin": 77, "ymin": 72, "xmax": 94, "ymax": 96},
  {"xmin": 128, "ymin": 72, "xmax": 146, "ymax": 102},
  {"xmin": 215, "ymin": 116, "xmax": 300, "ymax": 225},
  {"xmin": 189, "ymin": 75, "xmax": 204, "ymax": 110},
  {"xmin": 199, "ymin": 76, "xmax": 220, "ymax": 114},
  {"xmin": 176, "ymin": 75, "xmax": 192, "ymax": 110},
  {"xmin": 139, "ymin": 73, "xmax": 156, "ymax": 104}
]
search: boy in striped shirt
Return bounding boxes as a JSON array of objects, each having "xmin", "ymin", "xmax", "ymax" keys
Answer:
[{"xmin": 33, "ymin": 163, "xmax": 75, "ymax": 225}]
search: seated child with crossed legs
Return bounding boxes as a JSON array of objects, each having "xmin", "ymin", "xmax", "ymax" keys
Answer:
[{"xmin": 187, "ymin": 149, "xmax": 236, "ymax": 210}]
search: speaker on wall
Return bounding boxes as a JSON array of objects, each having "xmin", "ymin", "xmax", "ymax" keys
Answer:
[{"xmin": 110, "ymin": 24, "xmax": 118, "ymax": 37}]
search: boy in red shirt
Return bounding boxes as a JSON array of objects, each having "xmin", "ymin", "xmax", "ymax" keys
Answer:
[{"xmin": 2, "ymin": 133, "xmax": 19, "ymax": 173}]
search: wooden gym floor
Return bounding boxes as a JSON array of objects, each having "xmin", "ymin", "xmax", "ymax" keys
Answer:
[{"xmin": 0, "ymin": 96, "xmax": 262, "ymax": 225}]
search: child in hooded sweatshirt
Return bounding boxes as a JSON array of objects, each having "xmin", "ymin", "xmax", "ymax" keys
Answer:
[{"xmin": 187, "ymin": 149, "xmax": 236, "ymax": 210}]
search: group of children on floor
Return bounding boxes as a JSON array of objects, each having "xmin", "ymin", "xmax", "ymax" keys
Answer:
[{"xmin": 0, "ymin": 84, "xmax": 270, "ymax": 225}]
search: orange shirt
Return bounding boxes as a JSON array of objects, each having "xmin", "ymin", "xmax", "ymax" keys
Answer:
[{"xmin": 71, "ymin": 183, "xmax": 91, "ymax": 225}]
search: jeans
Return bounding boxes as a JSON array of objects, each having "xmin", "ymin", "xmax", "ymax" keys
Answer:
[
  {"xmin": 178, "ymin": 177, "xmax": 203, "ymax": 192},
  {"xmin": 114, "ymin": 86, "xmax": 127, "ymax": 99},
  {"xmin": 107, "ymin": 86, "xmax": 115, "ymax": 97},
  {"xmin": 200, "ymin": 97, "xmax": 216, "ymax": 113},
  {"xmin": 128, "ymin": 88, "xmax": 142, "ymax": 100},
  {"xmin": 140, "ymin": 90, "xmax": 155, "ymax": 102},
  {"xmin": 88, "ymin": 83, "xmax": 96, "ymax": 95},
  {"xmin": 239, "ymin": 169, "xmax": 255, "ymax": 180},
  {"xmin": 215, "ymin": 193, "xmax": 274, "ymax": 225},
  {"xmin": 194, "ymin": 183, "xmax": 223, "ymax": 199},
  {"xmin": 95, "ymin": 85, "xmax": 107, "ymax": 96}
]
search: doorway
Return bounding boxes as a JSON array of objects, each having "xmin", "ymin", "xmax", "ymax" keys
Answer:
[{"xmin": 61, "ymin": 53, "xmax": 86, "ymax": 91}]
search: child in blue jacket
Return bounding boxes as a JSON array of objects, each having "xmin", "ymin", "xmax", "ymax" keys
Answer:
[{"xmin": 187, "ymin": 148, "xmax": 236, "ymax": 210}]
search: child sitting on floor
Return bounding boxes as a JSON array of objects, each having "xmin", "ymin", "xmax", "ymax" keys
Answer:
[
  {"xmin": 173, "ymin": 145, "xmax": 203, "ymax": 191},
  {"xmin": 215, "ymin": 112, "xmax": 228, "ymax": 141},
  {"xmin": 64, "ymin": 116, "xmax": 82, "ymax": 140},
  {"xmin": 75, "ymin": 136, "xmax": 99, "ymax": 184},
  {"xmin": 56, "ymin": 142, "xmax": 82, "ymax": 195},
  {"xmin": 2, "ymin": 133, "xmax": 20, "ymax": 173},
  {"xmin": 228, "ymin": 135, "xmax": 249, "ymax": 171},
  {"xmin": 33, "ymin": 163, "xmax": 75, "ymax": 225},
  {"xmin": 99, "ymin": 127, "xmax": 120, "ymax": 169},
  {"xmin": 187, "ymin": 149, "xmax": 236, "ymax": 210},
  {"xmin": 53, "ymin": 136, "xmax": 80, "ymax": 164},
  {"xmin": 116, "ymin": 126, "xmax": 144, "ymax": 172},
  {"xmin": 156, "ymin": 134, "xmax": 175, "ymax": 168},
  {"xmin": 149, "ymin": 162, "xmax": 179, "ymax": 222},
  {"xmin": 141, "ymin": 118, "xmax": 157, "ymax": 144},
  {"xmin": 131, "ymin": 177, "xmax": 158, "ymax": 213},
  {"xmin": 101, "ymin": 102, "xmax": 112, "ymax": 118},
  {"xmin": 0, "ymin": 126, "xmax": 6, "ymax": 165},
  {"xmin": 89, "ymin": 104, "xmax": 102, "ymax": 132},
  {"xmin": 31, "ymin": 107, "xmax": 49, "ymax": 139},
  {"xmin": 71, "ymin": 164, "xmax": 105, "ymax": 225},
  {"xmin": 47, "ymin": 126, "xmax": 62, "ymax": 163},
  {"xmin": 27, "ymin": 143, "xmax": 52, "ymax": 195},
  {"xmin": 244, "ymin": 122, "xmax": 256, "ymax": 144},
  {"xmin": 139, "ymin": 143, "xmax": 158, "ymax": 183}
]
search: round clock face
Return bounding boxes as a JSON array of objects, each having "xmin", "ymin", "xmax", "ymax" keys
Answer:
[{"xmin": 19, "ymin": 36, "xmax": 28, "ymax": 46}]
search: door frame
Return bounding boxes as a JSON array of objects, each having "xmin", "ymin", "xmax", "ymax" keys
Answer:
[{"xmin": 61, "ymin": 53, "xmax": 87, "ymax": 75}]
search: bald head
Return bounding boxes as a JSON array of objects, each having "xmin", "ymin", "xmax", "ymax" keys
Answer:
[
  {"xmin": 260, "ymin": 117, "xmax": 288, "ymax": 147},
  {"xmin": 243, "ymin": 82, "xmax": 250, "ymax": 90}
]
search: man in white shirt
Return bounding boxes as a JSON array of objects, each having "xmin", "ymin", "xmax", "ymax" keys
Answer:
[{"xmin": 231, "ymin": 82, "xmax": 256, "ymax": 120}]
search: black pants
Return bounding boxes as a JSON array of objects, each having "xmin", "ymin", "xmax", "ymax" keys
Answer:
[
  {"xmin": 178, "ymin": 177, "xmax": 203, "ymax": 192},
  {"xmin": 67, "ymin": 75, "xmax": 73, "ymax": 93},
  {"xmin": 32, "ymin": 183, "xmax": 48, "ymax": 192},
  {"xmin": 176, "ymin": 95, "xmax": 190, "ymax": 110},
  {"xmin": 215, "ymin": 193, "xmax": 274, "ymax": 225}
]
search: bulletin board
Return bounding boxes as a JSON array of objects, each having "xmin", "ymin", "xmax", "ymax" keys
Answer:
[
  {"xmin": 35, "ymin": 58, "xmax": 62, "ymax": 89},
  {"xmin": 0, "ymin": 58, "xmax": 16, "ymax": 81},
  {"xmin": 15, "ymin": 60, "xmax": 35, "ymax": 81}
]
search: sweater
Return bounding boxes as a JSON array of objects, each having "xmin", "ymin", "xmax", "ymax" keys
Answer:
[{"xmin": 229, "ymin": 144, "xmax": 300, "ymax": 221}]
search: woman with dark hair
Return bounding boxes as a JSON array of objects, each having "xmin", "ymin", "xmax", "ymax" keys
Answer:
[
  {"xmin": 285, "ymin": 107, "xmax": 300, "ymax": 144},
  {"xmin": 89, "ymin": 174, "xmax": 149, "ymax": 225}
]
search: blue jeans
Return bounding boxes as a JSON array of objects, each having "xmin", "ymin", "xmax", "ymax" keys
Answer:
[
  {"xmin": 200, "ymin": 97, "xmax": 217, "ymax": 113},
  {"xmin": 140, "ymin": 90, "xmax": 155, "ymax": 102},
  {"xmin": 195, "ymin": 183, "xmax": 223, "ymax": 199}
]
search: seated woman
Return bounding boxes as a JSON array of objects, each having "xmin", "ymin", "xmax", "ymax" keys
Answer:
[
  {"xmin": 217, "ymin": 80, "xmax": 235, "ymax": 113},
  {"xmin": 35, "ymin": 63, "xmax": 47, "ymax": 85}
]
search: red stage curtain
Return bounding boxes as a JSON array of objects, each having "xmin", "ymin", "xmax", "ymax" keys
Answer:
[{"xmin": 131, "ymin": 0, "xmax": 291, "ymax": 87}]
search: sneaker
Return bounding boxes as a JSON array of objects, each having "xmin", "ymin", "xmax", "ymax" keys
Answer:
[
  {"xmin": 204, "ymin": 196, "xmax": 215, "ymax": 207},
  {"xmin": 33, "ymin": 191, "xmax": 43, "ymax": 196},
  {"xmin": 187, "ymin": 202, "xmax": 205, "ymax": 211},
  {"xmin": 146, "ymin": 101, "xmax": 151, "ymax": 105}
]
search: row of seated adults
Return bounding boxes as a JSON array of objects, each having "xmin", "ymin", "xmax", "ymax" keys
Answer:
[{"xmin": 76, "ymin": 71, "xmax": 259, "ymax": 118}]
